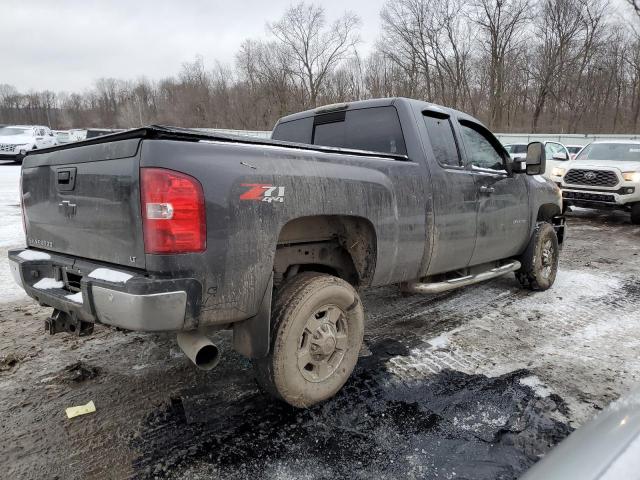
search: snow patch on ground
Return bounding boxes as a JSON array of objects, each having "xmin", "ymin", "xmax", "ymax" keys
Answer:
[
  {"xmin": 606, "ymin": 388, "xmax": 640, "ymax": 413},
  {"xmin": 88, "ymin": 268, "xmax": 132, "ymax": 283},
  {"xmin": 33, "ymin": 278, "xmax": 64, "ymax": 290},
  {"xmin": 519, "ymin": 375, "xmax": 552, "ymax": 398},
  {"xmin": 0, "ymin": 165, "xmax": 25, "ymax": 248},
  {"xmin": 18, "ymin": 250, "xmax": 50, "ymax": 261},
  {"xmin": 427, "ymin": 334, "xmax": 449, "ymax": 349},
  {"xmin": 0, "ymin": 165, "xmax": 27, "ymax": 302},
  {"xmin": 65, "ymin": 292, "xmax": 83, "ymax": 304}
]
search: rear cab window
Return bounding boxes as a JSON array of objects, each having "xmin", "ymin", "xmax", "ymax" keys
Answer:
[{"xmin": 272, "ymin": 106, "xmax": 407, "ymax": 156}]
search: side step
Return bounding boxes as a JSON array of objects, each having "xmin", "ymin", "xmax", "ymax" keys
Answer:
[{"xmin": 402, "ymin": 261, "xmax": 521, "ymax": 295}]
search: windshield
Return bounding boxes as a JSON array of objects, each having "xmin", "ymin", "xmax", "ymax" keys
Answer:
[
  {"xmin": 504, "ymin": 144, "xmax": 527, "ymax": 154},
  {"xmin": 576, "ymin": 143, "xmax": 640, "ymax": 162},
  {"xmin": 0, "ymin": 127, "xmax": 30, "ymax": 136},
  {"xmin": 566, "ymin": 146, "xmax": 582, "ymax": 154}
]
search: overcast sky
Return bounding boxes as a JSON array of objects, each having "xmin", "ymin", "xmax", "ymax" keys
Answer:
[
  {"xmin": 3, "ymin": 0, "xmax": 636, "ymax": 94},
  {"xmin": 1, "ymin": 0, "xmax": 386, "ymax": 93}
]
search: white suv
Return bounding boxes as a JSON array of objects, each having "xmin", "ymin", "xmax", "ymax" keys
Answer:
[
  {"xmin": 0, "ymin": 125, "xmax": 57, "ymax": 162},
  {"xmin": 549, "ymin": 140, "xmax": 640, "ymax": 224},
  {"xmin": 504, "ymin": 141, "xmax": 570, "ymax": 178}
]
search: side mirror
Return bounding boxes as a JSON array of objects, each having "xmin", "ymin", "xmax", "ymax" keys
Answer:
[
  {"xmin": 525, "ymin": 142, "xmax": 546, "ymax": 175},
  {"xmin": 552, "ymin": 151, "xmax": 568, "ymax": 161}
]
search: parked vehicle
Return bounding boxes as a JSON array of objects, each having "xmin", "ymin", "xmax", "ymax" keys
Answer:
[
  {"xmin": 0, "ymin": 125, "xmax": 57, "ymax": 163},
  {"xmin": 85, "ymin": 128, "xmax": 122, "ymax": 139},
  {"xmin": 504, "ymin": 141, "xmax": 570, "ymax": 178},
  {"xmin": 8, "ymin": 98, "xmax": 565, "ymax": 407},
  {"xmin": 550, "ymin": 141, "xmax": 640, "ymax": 223},
  {"xmin": 566, "ymin": 144, "xmax": 584, "ymax": 160},
  {"xmin": 522, "ymin": 386, "xmax": 640, "ymax": 480},
  {"xmin": 69, "ymin": 129, "xmax": 87, "ymax": 141},
  {"xmin": 503, "ymin": 143, "xmax": 528, "ymax": 159},
  {"xmin": 53, "ymin": 130, "xmax": 78, "ymax": 144}
]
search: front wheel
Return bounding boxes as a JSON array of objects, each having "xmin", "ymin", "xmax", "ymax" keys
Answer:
[
  {"xmin": 253, "ymin": 272, "xmax": 364, "ymax": 408},
  {"xmin": 516, "ymin": 222, "xmax": 559, "ymax": 291}
]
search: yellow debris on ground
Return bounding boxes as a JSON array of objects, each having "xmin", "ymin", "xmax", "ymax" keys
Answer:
[{"xmin": 65, "ymin": 401, "xmax": 96, "ymax": 419}]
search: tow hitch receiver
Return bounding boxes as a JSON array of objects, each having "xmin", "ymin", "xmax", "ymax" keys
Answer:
[{"xmin": 45, "ymin": 309, "xmax": 94, "ymax": 336}]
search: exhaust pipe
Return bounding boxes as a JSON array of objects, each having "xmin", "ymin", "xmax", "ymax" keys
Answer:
[{"xmin": 177, "ymin": 331, "xmax": 221, "ymax": 370}]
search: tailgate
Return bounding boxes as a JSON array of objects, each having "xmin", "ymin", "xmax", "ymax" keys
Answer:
[{"xmin": 21, "ymin": 138, "xmax": 146, "ymax": 269}]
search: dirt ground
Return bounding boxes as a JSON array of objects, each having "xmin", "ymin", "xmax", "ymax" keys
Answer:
[{"xmin": 1, "ymin": 206, "xmax": 639, "ymax": 480}]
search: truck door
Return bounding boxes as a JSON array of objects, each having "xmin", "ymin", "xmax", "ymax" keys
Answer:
[
  {"xmin": 421, "ymin": 110, "xmax": 479, "ymax": 275},
  {"xmin": 457, "ymin": 120, "xmax": 530, "ymax": 265}
]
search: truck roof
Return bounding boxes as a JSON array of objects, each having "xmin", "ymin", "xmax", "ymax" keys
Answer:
[{"xmin": 276, "ymin": 97, "xmax": 482, "ymax": 127}]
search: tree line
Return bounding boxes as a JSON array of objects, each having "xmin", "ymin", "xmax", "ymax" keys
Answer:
[{"xmin": 1, "ymin": 0, "xmax": 639, "ymax": 134}]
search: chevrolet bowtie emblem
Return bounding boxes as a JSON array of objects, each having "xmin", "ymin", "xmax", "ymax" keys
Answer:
[{"xmin": 58, "ymin": 200, "xmax": 77, "ymax": 218}]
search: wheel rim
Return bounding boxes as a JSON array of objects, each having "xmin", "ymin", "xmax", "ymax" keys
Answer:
[
  {"xmin": 541, "ymin": 239, "xmax": 555, "ymax": 279},
  {"xmin": 297, "ymin": 304, "xmax": 348, "ymax": 383}
]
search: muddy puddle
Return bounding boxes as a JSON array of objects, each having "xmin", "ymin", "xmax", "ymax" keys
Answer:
[{"xmin": 133, "ymin": 339, "xmax": 572, "ymax": 479}]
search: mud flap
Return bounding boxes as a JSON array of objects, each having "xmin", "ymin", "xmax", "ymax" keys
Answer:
[
  {"xmin": 232, "ymin": 274, "xmax": 272, "ymax": 359},
  {"xmin": 552, "ymin": 215, "xmax": 566, "ymax": 247}
]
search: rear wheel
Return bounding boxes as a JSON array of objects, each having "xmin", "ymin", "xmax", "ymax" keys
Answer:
[
  {"xmin": 253, "ymin": 272, "xmax": 364, "ymax": 408},
  {"xmin": 516, "ymin": 222, "xmax": 559, "ymax": 291},
  {"xmin": 631, "ymin": 203, "xmax": 640, "ymax": 225}
]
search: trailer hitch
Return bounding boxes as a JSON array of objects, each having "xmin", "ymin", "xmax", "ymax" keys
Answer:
[{"xmin": 45, "ymin": 309, "xmax": 94, "ymax": 336}]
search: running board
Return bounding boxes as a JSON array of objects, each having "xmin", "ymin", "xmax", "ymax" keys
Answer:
[{"xmin": 402, "ymin": 261, "xmax": 521, "ymax": 294}]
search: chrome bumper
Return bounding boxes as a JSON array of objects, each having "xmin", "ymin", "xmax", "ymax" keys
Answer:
[
  {"xmin": 92, "ymin": 287, "xmax": 187, "ymax": 330},
  {"xmin": 8, "ymin": 249, "xmax": 194, "ymax": 332}
]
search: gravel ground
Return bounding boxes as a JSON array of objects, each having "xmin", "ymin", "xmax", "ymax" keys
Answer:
[{"xmin": 1, "ymin": 159, "xmax": 639, "ymax": 479}]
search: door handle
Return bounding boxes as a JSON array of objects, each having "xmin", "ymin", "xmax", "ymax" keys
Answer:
[{"xmin": 479, "ymin": 185, "xmax": 495, "ymax": 194}]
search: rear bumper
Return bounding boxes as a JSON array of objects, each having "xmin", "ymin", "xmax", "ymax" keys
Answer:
[{"xmin": 8, "ymin": 248, "xmax": 201, "ymax": 332}]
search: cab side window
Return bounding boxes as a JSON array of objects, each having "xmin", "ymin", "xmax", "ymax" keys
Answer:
[
  {"xmin": 423, "ymin": 113, "xmax": 461, "ymax": 167},
  {"xmin": 459, "ymin": 123, "xmax": 505, "ymax": 171}
]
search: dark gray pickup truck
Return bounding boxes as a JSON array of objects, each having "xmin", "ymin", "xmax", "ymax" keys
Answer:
[{"xmin": 8, "ymin": 98, "xmax": 564, "ymax": 407}]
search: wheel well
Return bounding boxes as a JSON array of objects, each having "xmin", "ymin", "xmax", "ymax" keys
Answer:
[
  {"xmin": 537, "ymin": 203, "xmax": 560, "ymax": 223},
  {"xmin": 274, "ymin": 215, "xmax": 377, "ymax": 287},
  {"xmin": 537, "ymin": 203, "xmax": 564, "ymax": 244}
]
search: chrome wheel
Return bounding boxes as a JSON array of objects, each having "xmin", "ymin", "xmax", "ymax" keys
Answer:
[
  {"xmin": 541, "ymin": 239, "xmax": 554, "ymax": 279},
  {"xmin": 297, "ymin": 305, "xmax": 348, "ymax": 382}
]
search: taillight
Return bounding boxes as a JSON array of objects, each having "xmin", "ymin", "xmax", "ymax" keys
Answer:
[{"xmin": 140, "ymin": 168, "xmax": 206, "ymax": 254}]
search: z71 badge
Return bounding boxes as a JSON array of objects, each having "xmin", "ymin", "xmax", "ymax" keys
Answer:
[{"xmin": 240, "ymin": 184, "xmax": 285, "ymax": 203}]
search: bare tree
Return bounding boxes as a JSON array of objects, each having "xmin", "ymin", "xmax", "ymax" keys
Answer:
[
  {"xmin": 380, "ymin": 0, "xmax": 475, "ymax": 109},
  {"xmin": 627, "ymin": 0, "xmax": 640, "ymax": 16},
  {"xmin": 471, "ymin": 0, "xmax": 531, "ymax": 130},
  {"xmin": 530, "ymin": 0, "xmax": 594, "ymax": 132},
  {"xmin": 2, "ymin": 0, "xmax": 640, "ymax": 134},
  {"xmin": 268, "ymin": 2, "xmax": 360, "ymax": 107}
]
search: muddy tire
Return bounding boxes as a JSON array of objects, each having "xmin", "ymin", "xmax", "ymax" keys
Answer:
[
  {"xmin": 631, "ymin": 203, "xmax": 640, "ymax": 225},
  {"xmin": 516, "ymin": 222, "xmax": 559, "ymax": 291},
  {"xmin": 253, "ymin": 272, "xmax": 364, "ymax": 408}
]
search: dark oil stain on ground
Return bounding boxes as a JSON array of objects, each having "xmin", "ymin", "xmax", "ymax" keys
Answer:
[{"xmin": 131, "ymin": 339, "xmax": 572, "ymax": 480}]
